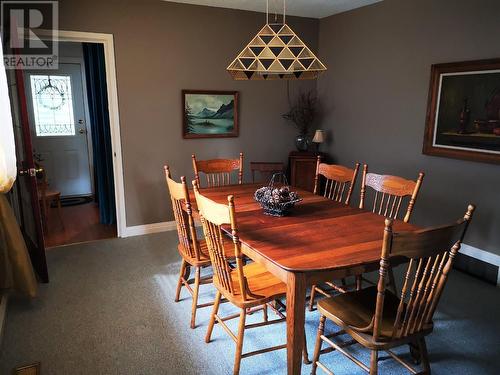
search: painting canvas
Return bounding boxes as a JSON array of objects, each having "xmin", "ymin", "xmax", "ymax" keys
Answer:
[
  {"xmin": 423, "ymin": 59, "xmax": 500, "ymax": 164},
  {"xmin": 183, "ymin": 90, "xmax": 238, "ymax": 138}
]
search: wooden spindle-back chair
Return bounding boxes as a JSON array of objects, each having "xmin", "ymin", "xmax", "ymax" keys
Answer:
[
  {"xmin": 311, "ymin": 205, "xmax": 475, "ymax": 375},
  {"xmin": 357, "ymin": 165, "xmax": 425, "ymax": 291},
  {"xmin": 165, "ymin": 165, "xmax": 232, "ymax": 329},
  {"xmin": 360, "ymin": 165, "xmax": 424, "ymax": 223},
  {"xmin": 35, "ymin": 162, "xmax": 64, "ymax": 232},
  {"xmin": 309, "ymin": 157, "xmax": 361, "ymax": 310},
  {"xmin": 250, "ymin": 161, "xmax": 285, "ymax": 183},
  {"xmin": 192, "ymin": 153, "xmax": 244, "ymax": 188},
  {"xmin": 193, "ymin": 180, "xmax": 308, "ymax": 374},
  {"xmin": 314, "ymin": 156, "xmax": 360, "ymax": 204}
]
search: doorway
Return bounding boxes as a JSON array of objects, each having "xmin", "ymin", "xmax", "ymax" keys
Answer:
[
  {"xmin": 23, "ymin": 41, "xmax": 116, "ymax": 247},
  {"xmin": 5, "ymin": 30, "xmax": 124, "ymax": 281}
]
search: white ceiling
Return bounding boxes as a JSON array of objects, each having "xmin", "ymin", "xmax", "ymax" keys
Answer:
[{"xmin": 161, "ymin": 0, "xmax": 382, "ymax": 19}]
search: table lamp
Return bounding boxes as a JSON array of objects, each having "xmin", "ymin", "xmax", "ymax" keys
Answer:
[{"xmin": 312, "ymin": 130, "xmax": 325, "ymax": 153}]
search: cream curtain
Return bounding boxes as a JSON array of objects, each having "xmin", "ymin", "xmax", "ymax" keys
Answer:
[
  {"xmin": 0, "ymin": 36, "xmax": 38, "ymax": 297},
  {"xmin": 0, "ymin": 44, "xmax": 16, "ymax": 193}
]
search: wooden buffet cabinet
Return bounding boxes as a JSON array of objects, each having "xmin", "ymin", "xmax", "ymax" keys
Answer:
[{"xmin": 288, "ymin": 151, "xmax": 327, "ymax": 192}]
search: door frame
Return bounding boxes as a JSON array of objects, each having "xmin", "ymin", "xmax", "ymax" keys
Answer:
[{"xmin": 32, "ymin": 30, "xmax": 126, "ymax": 237}]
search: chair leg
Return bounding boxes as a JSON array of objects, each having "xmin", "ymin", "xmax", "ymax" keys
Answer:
[
  {"xmin": 303, "ymin": 330, "xmax": 311, "ymax": 364},
  {"xmin": 205, "ymin": 291, "xmax": 221, "ymax": 343},
  {"xmin": 262, "ymin": 303, "xmax": 268, "ymax": 322},
  {"xmin": 190, "ymin": 266, "xmax": 201, "ymax": 329},
  {"xmin": 174, "ymin": 260, "xmax": 187, "ymax": 302},
  {"xmin": 57, "ymin": 197, "xmax": 64, "ymax": 229},
  {"xmin": 233, "ymin": 308, "xmax": 247, "ymax": 375},
  {"xmin": 42, "ymin": 198, "xmax": 49, "ymax": 232},
  {"xmin": 311, "ymin": 315, "xmax": 326, "ymax": 375},
  {"xmin": 309, "ymin": 285, "xmax": 317, "ymax": 311},
  {"xmin": 356, "ymin": 275, "xmax": 362, "ymax": 290},
  {"xmin": 418, "ymin": 338, "xmax": 431, "ymax": 374},
  {"xmin": 370, "ymin": 350, "xmax": 378, "ymax": 375}
]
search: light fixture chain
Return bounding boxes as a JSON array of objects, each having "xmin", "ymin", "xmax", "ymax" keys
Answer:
[
  {"xmin": 266, "ymin": 0, "xmax": 286, "ymax": 24},
  {"xmin": 283, "ymin": 0, "xmax": 286, "ymax": 24},
  {"xmin": 266, "ymin": 0, "xmax": 269, "ymax": 24}
]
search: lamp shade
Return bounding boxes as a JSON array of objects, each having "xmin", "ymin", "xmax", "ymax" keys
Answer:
[
  {"xmin": 0, "ymin": 36, "xmax": 16, "ymax": 194},
  {"xmin": 312, "ymin": 130, "xmax": 325, "ymax": 144}
]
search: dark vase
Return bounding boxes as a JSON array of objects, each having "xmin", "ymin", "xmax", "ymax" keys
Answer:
[{"xmin": 295, "ymin": 135, "xmax": 309, "ymax": 151}]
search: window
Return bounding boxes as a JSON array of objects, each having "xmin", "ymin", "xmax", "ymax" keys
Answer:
[{"xmin": 30, "ymin": 75, "xmax": 75, "ymax": 136}]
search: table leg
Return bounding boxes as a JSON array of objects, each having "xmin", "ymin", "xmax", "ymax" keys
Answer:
[{"xmin": 287, "ymin": 272, "xmax": 306, "ymax": 375}]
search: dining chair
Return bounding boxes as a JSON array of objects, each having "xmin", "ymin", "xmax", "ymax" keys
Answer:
[
  {"xmin": 313, "ymin": 156, "xmax": 360, "ymax": 204},
  {"xmin": 311, "ymin": 204, "xmax": 475, "ymax": 375},
  {"xmin": 309, "ymin": 157, "xmax": 361, "ymax": 310},
  {"xmin": 164, "ymin": 165, "xmax": 233, "ymax": 329},
  {"xmin": 250, "ymin": 161, "xmax": 285, "ymax": 183},
  {"xmin": 193, "ymin": 180, "xmax": 308, "ymax": 374},
  {"xmin": 357, "ymin": 165, "xmax": 425, "ymax": 291},
  {"xmin": 36, "ymin": 163, "xmax": 64, "ymax": 232},
  {"xmin": 192, "ymin": 153, "xmax": 244, "ymax": 187},
  {"xmin": 359, "ymin": 165, "xmax": 425, "ymax": 224}
]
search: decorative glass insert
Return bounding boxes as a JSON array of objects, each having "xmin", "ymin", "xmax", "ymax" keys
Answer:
[{"xmin": 30, "ymin": 75, "xmax": 75, "ymax": 136}]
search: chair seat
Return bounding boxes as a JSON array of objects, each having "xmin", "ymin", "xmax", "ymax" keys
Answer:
[
  {"xmin": 218, "ymin": 261, "xmax": 286, "ymax": 308},
  {"xmin": 318, "ymin": 286, "xmax": 431, "ymax": 343},
  {"xmin": 178, "ymin": 238, "xmax": 235, "ymax": 266}
]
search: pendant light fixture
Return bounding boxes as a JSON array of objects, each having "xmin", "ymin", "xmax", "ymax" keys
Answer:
[{"xmin": 227, "ymin": 0, "xmax": 327, "ymax": 80}]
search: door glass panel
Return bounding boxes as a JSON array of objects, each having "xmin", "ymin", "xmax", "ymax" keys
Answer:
[{"xmin": 29, "ymin": 75, "xmax": 75, "ymax": 136}]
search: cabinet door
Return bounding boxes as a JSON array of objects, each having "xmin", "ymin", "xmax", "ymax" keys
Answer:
[{"xmin": 291, "ymin": 157, "xmax": 317, "ymax": 192}]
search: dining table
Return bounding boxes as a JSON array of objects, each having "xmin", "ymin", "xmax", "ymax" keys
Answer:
[{"xmin": 189, "ymin": 183, "xmax": 417, "ymax": 375}]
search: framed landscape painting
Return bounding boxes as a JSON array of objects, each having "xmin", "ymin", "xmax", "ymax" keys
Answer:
[
  {"xmin": 182, "ymin": 90, "xmax": 239, "ymax": 139},
  {"xmin": 423, "ymin": 58, "xmax": 500, "ymax": 164}
]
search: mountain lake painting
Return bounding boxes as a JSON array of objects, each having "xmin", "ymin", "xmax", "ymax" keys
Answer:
[{"xmin": 182, "ymin": 90, "xmax": 239, "ymax": 138}]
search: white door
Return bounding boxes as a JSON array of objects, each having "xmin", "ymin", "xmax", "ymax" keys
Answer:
[{"xmin": 25, "ymin": 63, "xmax": 92, "ymax": 197}]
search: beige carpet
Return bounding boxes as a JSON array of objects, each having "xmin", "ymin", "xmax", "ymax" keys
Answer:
[{"xmin": 1, "ymin": 231, "xmax": 500, "ymax": 374}]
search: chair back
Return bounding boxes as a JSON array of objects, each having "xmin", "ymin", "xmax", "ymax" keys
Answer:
[
  {"xmin": 193, "ymin": 180, "xmax": 252, "ymax": 301},
  {"xmin": 192, "ymin": 153, "xmax": 244, "ymax": 187},
  {"xmin": 164, "ymin": 165, "xmax": 200, "ymax": 260},
  {"xmin": 359, "ymin": 165, "xmax": 424, "ymax": 222},
  {"xmin": 250, "ymin": 162, "xmax": 285, "ymax": 183},
  {"xmin": 314, "ymin": 156, "xmax": 360, "ymax": 205},
  {"xmin": 371, "ymin": 205, "xmax": 475, "ymax": 341},
  {"xmin": 193, "ymin": 180, "xmax": 249, "ymax": 300}
]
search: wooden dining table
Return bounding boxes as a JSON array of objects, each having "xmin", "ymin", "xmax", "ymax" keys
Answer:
[{"xmin": 189, "ymin": 183, "xmax": 417, "ymax": 374}]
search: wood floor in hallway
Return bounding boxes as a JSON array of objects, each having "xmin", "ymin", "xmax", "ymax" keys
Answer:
[{"xmin": 44, "ymin": 202, "xmax": 116, "ymax": 248}]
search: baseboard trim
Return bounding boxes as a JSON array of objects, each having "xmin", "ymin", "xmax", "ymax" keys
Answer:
[
  {"xmin": 460, "ymin": 244, "xmax": 500, "ymax": 286},
  {"xmin": 121, "ymin": 221, "xmax": 176, "ymax": 238}
]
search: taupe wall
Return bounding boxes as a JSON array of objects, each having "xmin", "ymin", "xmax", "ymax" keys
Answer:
[
  {"xmin": 58, "ymin": 0, "xmax": 318, "ymax": 226},
  {"xmin": 318, "ymin": 0, "xmax": 500, "ymax": 254}
]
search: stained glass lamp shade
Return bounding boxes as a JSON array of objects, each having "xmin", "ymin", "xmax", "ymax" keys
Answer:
[{"xmin": 227, "ymin": 23, "xmax": 327, "ymax": 80}]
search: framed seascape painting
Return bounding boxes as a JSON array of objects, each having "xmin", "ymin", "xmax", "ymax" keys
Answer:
[
  {"xmin": 423, "ymin": 59, "xmax": 500, "ymax": 164},
  {"xmin": 182, "ymin": 90, "xmax": 239, "ymax": 139}
]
